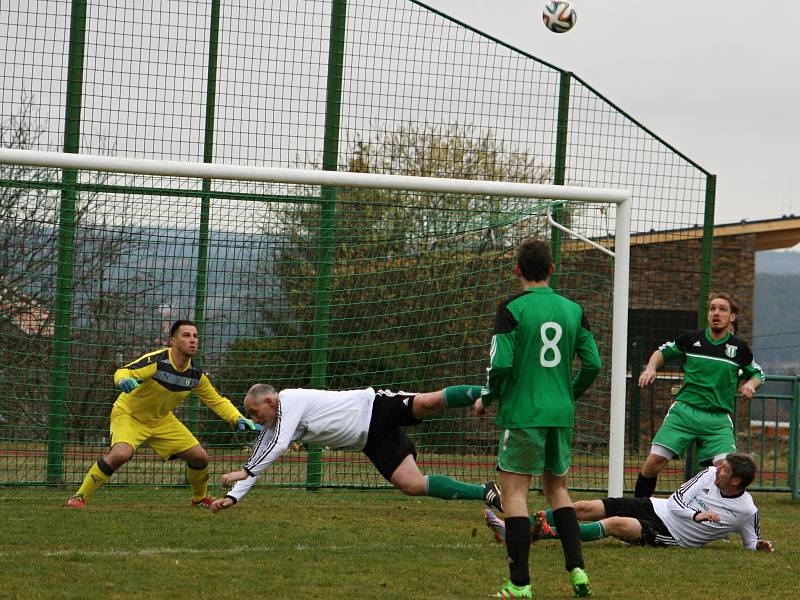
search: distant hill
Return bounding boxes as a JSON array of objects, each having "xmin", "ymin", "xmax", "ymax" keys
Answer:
[
  {"xmin": 754, "ymin": 251, "xmax": 800, "ymax": 375},
  {"xmin": 12, "ymin": 225, "xmax": 799, "ymax": 374}
]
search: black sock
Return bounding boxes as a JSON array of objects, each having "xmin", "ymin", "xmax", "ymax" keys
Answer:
[
  {"xmin": 635, "ymin": 473, "xmax": 658, "ymax": 497},
  {"xmin": 552, "ymin": 506, "xmax": 584, "ymax": 572},
  {"xmin": 505, "ymin": 516, "xmax": 531, "ymax": 586},
  {"xmin": 97, "ymin": 457, "xmax": 115, "ymax": 476}
]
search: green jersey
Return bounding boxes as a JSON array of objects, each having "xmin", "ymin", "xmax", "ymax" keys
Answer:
[
  {"xmin": 481, "ymin": 286, "xmax": 601, "ymax": 428},
  {"xmin": 660, "ymin": 329, "xmax": 765, "ymax": 414}
]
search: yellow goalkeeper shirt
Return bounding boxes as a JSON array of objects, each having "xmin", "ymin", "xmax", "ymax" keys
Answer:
[{"xmin": 113, "ymin": 348, "xmax": 242, "ymax": 426}]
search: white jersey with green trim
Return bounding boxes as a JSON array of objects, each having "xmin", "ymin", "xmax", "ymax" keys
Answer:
[{"xmin": 651, "ymin": 466, "xmax": 761, "ymax": 549}]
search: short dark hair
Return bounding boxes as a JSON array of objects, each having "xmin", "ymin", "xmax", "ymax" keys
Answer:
[
  {"xmin": 170, "ymin": 319, "xmax": 197, "ymax": 337},
  {"xmin": 725, "ymin": 452, "xmax": 756, "ymax": 489},
  {"xmin": 709, "ymin": 292, "xmax": 739, "ymax": 315},
  {"xmin": 516, "ymin": 238, "xmax": 552, "ymax": 282}
]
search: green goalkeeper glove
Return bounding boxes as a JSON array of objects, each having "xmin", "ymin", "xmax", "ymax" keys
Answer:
[
  {"xmin": 236, "ymin": 417, "xmax": 262, "ymax": 432},
  {"xmin": 119, "ymin": 378, "xmax": 143, "ymax": 393}
]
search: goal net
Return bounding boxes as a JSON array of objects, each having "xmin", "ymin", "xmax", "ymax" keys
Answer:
[{"xmin": 0, "ymin": 149, "xmax": 629, "ymax": 496}]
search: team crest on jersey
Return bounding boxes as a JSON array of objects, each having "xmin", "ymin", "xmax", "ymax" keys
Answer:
[{"xmin": 725, "ymin": 344, "xmax": 737, "ymax": 358}]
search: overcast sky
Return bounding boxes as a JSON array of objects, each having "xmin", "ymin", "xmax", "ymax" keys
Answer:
[{"xmin": 423, "ymin": 0, "xmax": 799, "ymax": 232}]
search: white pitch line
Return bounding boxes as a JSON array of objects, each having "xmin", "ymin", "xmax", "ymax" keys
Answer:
[{"xmin": 30, "ymin": 541, "xmax": 484, "ymax": 558}]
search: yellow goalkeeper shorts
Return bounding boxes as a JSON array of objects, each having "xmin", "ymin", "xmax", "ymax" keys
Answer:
[{"xmin": 110, "ymin": 406, "xmax": 200, "ymax": 459}]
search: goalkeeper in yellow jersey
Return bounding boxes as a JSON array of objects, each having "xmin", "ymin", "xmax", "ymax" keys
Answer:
[{"xmin": 67, "ymin": 320, "xmax": 260, "ymax": 509}]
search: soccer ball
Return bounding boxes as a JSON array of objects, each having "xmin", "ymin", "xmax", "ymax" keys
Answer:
[{"xmin": 543, "ymin": 1, "xmax": 577, "ymax": 33}]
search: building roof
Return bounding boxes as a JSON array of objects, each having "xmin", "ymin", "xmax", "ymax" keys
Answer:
[
  {"xmin": 629, "ymin": 215, "xmax": 800, "ymax": 251},
  {"xmin": 0, "ymin": 289, "xmax": 54, "ymax": 337}
]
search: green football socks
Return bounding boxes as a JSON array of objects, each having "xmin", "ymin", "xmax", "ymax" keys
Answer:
[
  {"xmin": 579, "ymin": 521, "xmax": 606, "ymax": 542},
  {"xmin": 443, "ymin": 385, "xmax": 483, "ymax": 408},
  {"xmin": 541, "ymin": 509, "xmax": 607, "ymax": 542},
  {"xmin": 426, "ymin": 474, "xmax": 483, "ymax": 500}
]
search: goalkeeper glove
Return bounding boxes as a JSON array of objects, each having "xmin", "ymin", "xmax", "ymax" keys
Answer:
[
  {"xmin": 236, "ymin": 417, "xmax": 263, "ymax": 432},
  {"xmin": 119, "ymin": 378, "xmax": 143, "ymax": 393}
]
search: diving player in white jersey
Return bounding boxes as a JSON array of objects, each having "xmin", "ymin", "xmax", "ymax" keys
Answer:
[
  {"xmin": 485, "ymin": 453, "xmax": 774, "ymax": 552},
  {"xmin": 210, "ymin": 383, "xmax": 502, "ymax": 511}
]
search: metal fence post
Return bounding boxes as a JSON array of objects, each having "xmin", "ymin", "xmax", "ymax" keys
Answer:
[
  {"xmin": 549, "ymin": 70, "xmax": 571, "ymax": 290},
  {"xmin": 47, "ymin": 0, "xmax": 88, "ymax": 483},
  {"xmin": 307, "ymin": 0, "xmax": 348, "ymax": 488},
  {"xmin": 188, "ymin": 0, "xmax": 222, "ymax": 432},
  {"xmin": 790, "ymin": 376, "xmax": 799, "ymax": 500}
]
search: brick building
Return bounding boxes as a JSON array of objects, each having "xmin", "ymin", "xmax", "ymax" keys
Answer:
[{"xmin": 628, "ymin": 215, "xmax": 800, "ymax": 357}]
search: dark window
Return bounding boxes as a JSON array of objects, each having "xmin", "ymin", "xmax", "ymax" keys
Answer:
[{"xmin": 627, "ymin": 309, "xmax": 697, "ymax": 366}]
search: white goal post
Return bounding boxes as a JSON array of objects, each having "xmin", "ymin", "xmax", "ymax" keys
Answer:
[{"xmin": 0, "ymin": 147, "xmax": 631, "ymax": 496}]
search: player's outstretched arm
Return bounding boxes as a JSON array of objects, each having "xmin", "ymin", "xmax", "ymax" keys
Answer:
[
  {"xmin": 211, "ymin": 497, "xmax": 235, "ymax": 513},
  {"xmin": 118, "ymin": 377, "xmax": 143, "ymax": 393},
  {"xmin": 221, "ymin": 469, "xmax": 249, "ymax": 487},
  {"xmin": 236, "ymin": 416, "xmax": 263, "ymax": 431}
]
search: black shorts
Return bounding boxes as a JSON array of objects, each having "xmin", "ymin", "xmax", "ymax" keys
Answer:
[
  {"xmin": 362, "ymin": 389, "xmax": 422, "ymax": 481},
  {"xmin": 601, "ymin": 497, "xmax": 676, "ymax": 547}
]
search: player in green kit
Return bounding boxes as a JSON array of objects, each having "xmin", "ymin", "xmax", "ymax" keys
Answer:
[
  {"xmin": 474, "ymin": 238, "xmax": 601, "ymax": 599},
  {"xmin": 635, "ymin": 292, "xmax": 764, "ymax": 497}
]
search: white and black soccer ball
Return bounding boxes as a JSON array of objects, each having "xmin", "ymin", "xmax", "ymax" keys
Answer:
[{"xmin": 543, "ymin": 1, "xmax": 577, "ymax": 33}]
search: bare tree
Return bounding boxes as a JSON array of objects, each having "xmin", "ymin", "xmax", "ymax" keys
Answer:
[{"xmin": 0, "ymin": 97, "xmax": 156, "ymax": 440}]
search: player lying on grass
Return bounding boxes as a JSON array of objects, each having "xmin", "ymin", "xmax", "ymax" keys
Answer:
[
  {"xmin": 210, "ymin": 383, "xmax": 502, "ymax": 512},
  {"xmin": 67, "ymin": 320, "xmax": 261, "ymax": 509},
  {"xmin": 484, "ymin": 453, "xmax": 773, "ymax": 552}
]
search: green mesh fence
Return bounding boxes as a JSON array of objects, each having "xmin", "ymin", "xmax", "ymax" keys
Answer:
[{"xmin": 0, "ymin": 0, "xmax": 753, "ymax": 496}]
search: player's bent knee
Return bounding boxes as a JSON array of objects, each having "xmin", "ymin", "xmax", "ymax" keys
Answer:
[
  {"xmin": 399, "ymin": 481, "xmax": 427, "ymax": 496},
  {"xmin": 411, "ymin": 392, "xmax": 445, "ymax": 418},
  {"xmin": 602, "ymin": 517, "xmax": 625, "ymax": 536},
  {"xmin": 604, "ymin": 516, "xmax": 640, "ymax": 541},
  {"xmin": 185, "ymin": 455, "xmax": 209, "ymax": 470},
  {"xmin": 642, "ymin": 453, "xmax": 669, "ymax": 476},
  {"xmin": 106, "ymin": 443, "xmax": 134, "ymax": 468},
  {"xmin": 177, "ymin": 445, "xmax": 208, "ymax": 466},
  {"xmin": 574, "ymin": 500, "xmax": 591, "ymax": 518}
]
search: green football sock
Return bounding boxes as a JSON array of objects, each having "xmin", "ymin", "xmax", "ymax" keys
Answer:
[
  {"xmin": 426, "ymin": 474, "xmax": 483, "ymax": 500},
  {"xmin": 443, "ymin": 385, "xmax": 483, "ymax": 408},
  {"xmin": 544, "ymin": 520, "xmax": 607, "ymax": 542},
  {"xmin": 579, "ymin": 521, "xmax": 606, "ymax": 542}
]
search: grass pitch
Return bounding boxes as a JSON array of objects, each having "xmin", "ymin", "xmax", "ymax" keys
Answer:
[{"xmin": 1, "ymin": 487, "xmax": 797, "ymax": 599}]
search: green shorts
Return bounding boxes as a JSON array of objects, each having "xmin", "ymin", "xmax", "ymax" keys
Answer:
[
  {"xmin": 496, "ymin": 427, "xmax": 573, "ymax": 476},
  {"xmin": 651, "ymin": 401, "xmax": 736, "ymax": 462}
]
